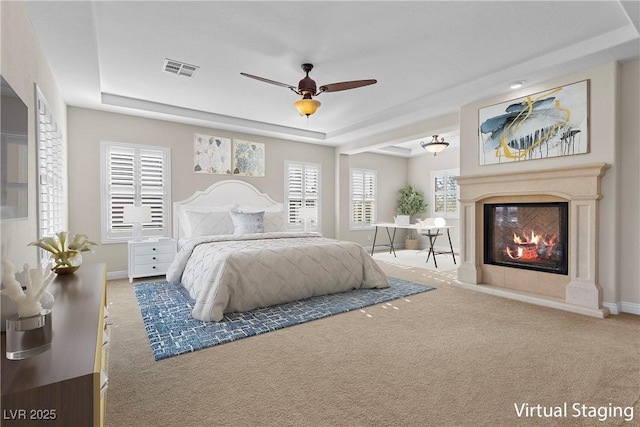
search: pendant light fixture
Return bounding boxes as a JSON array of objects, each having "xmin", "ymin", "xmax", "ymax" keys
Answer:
[{"xmin": 420, "ymin": 135, "xmax": 449, "ymax": 155}]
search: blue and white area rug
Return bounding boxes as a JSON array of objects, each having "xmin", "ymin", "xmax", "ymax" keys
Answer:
[{"xmin": 134, "ymin": 277, "xmax": 435, "ymax": 361}]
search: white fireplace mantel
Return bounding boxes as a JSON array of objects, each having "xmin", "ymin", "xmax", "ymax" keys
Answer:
[{"xmin": 454, "ymin": 163, "xmax": 610, "ymax": 318}]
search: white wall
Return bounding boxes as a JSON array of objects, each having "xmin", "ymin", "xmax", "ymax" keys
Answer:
[
  {"xmin": 458, "ymin": 61, "xmax": 639, "ymax": 311},
  {"xmin": 0, "ymin": 1, "xmax": 67, "ymax": 267}
]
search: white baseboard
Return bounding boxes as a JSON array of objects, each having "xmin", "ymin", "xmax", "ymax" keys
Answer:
[
  {"xmin": 107, "ymin": 270, "xmax": 128, "ymax": 281},
  {"xmin": 603, "ymin": 301, "xmax": 640, "ymax": 315}
]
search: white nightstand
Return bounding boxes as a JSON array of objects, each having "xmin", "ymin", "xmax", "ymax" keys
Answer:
[{"xmin": 128, "ymin": 238, "xmax": 177, "ymax": 283}]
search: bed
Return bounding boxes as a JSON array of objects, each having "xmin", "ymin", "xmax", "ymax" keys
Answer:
[{"xmin": 166, "ymin": 180, "xmax": 389, "ymax": 322}]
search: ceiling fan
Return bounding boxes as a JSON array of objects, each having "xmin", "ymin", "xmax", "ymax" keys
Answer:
[{"xmin": 240, "ymin": 63, "xmax": 377, "ymax": 117}]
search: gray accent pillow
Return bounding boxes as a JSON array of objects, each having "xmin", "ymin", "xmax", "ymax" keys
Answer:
[{"xmin": 229, "ymin": 210, "xmax": 264, "ymax": 235}]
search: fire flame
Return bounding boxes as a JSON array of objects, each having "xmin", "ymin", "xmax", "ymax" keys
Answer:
[
  {"xmin": 513, "ymin": 231, "xmax": 540, "ymax": 245},
  {"xmin": 506, "ymin": 246, "xmax": 524, "ymax": 259},
  {"xmin": 505, "ymin": 230, "xmax": 557, "ymax": 261}
]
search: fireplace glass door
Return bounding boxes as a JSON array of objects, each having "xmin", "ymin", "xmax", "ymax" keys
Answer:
[{"xmin": 484, "ymin": 202, "xmax": 568, "ymax": 275}]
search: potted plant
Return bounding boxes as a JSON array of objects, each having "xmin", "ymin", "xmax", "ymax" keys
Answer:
[
  {"xmin": 29, "ymin": 231, "xmax": 97, "ymax": 274},
  {"xmin": 396, "ymin": 185, "xmax": 427, "ymax": 249}
]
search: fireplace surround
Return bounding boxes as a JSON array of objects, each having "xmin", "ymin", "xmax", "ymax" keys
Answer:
[{"xmin": 454, "ymin": 163, "xmax": 609, "ymax": 318}]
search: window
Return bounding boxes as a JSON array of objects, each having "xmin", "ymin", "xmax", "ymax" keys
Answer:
[
  {"xmin": 285, "ymin": 161, "xmax": 320, "ymax": 231},
  {"xmin": 36, "ymin": 88, "xmax": 65, "ymax": 264},
  {"xmin": 350, "ymin": 168, "xmax": 376, "ymax": 229},
  {"xmin": 431, "ymin": 168, "xmax": 459, "ymax": 218},
  {"xmin": 100, "ymin": 141, "xmax": 171, "ymax": 242}
]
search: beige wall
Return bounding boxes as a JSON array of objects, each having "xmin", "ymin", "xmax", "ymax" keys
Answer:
[
  {"xmin": 459, "ymin": 60, "xmax": 639, "ymax": 311},
  {"xmin": 0, "ymin": 0, "xmax": 68, "ymax": 267},
  {"xmin": 67, "ymin": 107, "xmax": 337, "ymax": 273},
  {"xmin": 407, "ymin": 146, "xmax": 460, "ymax": 251},
  {"xmin": 336, "ymin": 152, "xmax": 408, "ymax": 247},
  {"xmin": 618, "ymin": 60, "xmax": 640, "ymax": 308}
]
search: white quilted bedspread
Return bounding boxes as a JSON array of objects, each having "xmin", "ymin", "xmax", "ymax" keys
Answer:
[{"xmin": 166, "ymin": 232, "xmax": 389, "ymax": 321}]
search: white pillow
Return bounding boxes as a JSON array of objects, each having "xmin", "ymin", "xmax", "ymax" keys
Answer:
[
  {"xmin": 263, "ymin": 211, "xmax": 288, "ymax": 232},
  {"xmin": 179, "ymin": 205, "xmax": 234, "ymax": 237},
  {"xmin": 229, "ymin": 210, "xmax": 264, "ymax": 235},
  {"xmin": 185, "ymin": 210, "xmax": 234, "ymax": 237}
]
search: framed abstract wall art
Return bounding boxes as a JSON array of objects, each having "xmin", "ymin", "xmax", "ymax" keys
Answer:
[
  {"xmin": 232, "ymin": 140, "xmax": 265, "ymax": 177},
  {"xmin": 478, "ymin": 80, "xmax": 589, "ymax": 165},
  {"xmin": 194, "ymin": 133, "xmax": 232, "ymax": 174}
]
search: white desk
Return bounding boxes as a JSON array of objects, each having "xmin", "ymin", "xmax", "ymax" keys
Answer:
[{"xmin": 371, "ymin": 222, "xmax": 456, "ymax": 268}]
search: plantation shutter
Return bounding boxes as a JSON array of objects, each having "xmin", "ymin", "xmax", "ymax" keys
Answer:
[
  {"xmin": 108, "ymin": 146, "xmax": 136, "ymax": 234},
  {"xmin": 285, "ymin": 162, "xmax": 320, "ymax": 230},
  {"xmin": 287, "ymin": 163, "xmax": 303, "ymax": 225},
  {"xmin": 432, "ymin": 168, "xmax": 459, "ymax": 218},
  {"xmin": 140, "ymin": 149, "xmax": 166, "ymax": 232},
  {"xmin": 36, "ymin": 88, "xmax": 65, "ymax": 266},
  {"xmin": 363, "ymin": 171, "xmax": 376, "ymax": 225},
  {"xmin": 351, "ymin": 169, "xmax": 376, "ymax": 228},
  {"xmin": 36, "ymin": 89, "xmax": 64, "ymax": 241},
  {"xmin": 102, "ymin": 142, "xmax": 170, "ymax": 241},
  {"xmin": 351, "ymin": 170, "xmax": 364, "ymax": 225}
]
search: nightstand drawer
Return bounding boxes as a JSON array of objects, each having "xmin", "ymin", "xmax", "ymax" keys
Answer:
[
  {"xmin": 134, "ymin": 253, "xmax": 175, "ymax": 264},
  {"xmin": 133, "ymin": 262, "xmax": 172, "ymax": 275},
  {"xmin": 133, "ymin": 243, "xmax": 175, "ymax": 256}
]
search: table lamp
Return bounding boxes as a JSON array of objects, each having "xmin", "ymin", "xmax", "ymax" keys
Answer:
[
  {"xmin": 299, "ymin": 207, "xmax": 317, "ymax": 232},
  {"xmin": 123, "ymin": 205, "xmax": 152, "ymax": 242}
]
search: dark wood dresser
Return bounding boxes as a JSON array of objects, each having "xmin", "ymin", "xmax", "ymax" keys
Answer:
[{"xmin": 1, "ymin": 263, "xmax": 109, "ymax": 426}]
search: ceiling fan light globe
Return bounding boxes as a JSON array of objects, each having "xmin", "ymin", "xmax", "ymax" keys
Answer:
[{"xmin": 294, "ymin": 98, "xmax": 321, "ymax": 116}]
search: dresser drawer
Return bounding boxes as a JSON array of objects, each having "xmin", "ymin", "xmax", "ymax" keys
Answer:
[
  {"xmin": 133, "ymin": 261, "xmax": 172, "ymax": 275},
  {"xmin": 133, "ymin": 242, "xmax": 175, "ymax": 256},
  {"xmin": 134, "ymin": 253, "xmax": 175, "ymax": 264}
]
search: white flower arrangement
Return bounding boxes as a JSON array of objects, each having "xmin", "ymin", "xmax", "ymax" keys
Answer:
[{"xmin": 29, "ymin": 231, "xmax": 97, "ymax": 272}]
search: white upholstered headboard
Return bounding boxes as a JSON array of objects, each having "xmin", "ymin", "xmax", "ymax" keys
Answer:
[{"xmin": 173, "ymin": 180, "xmax": 283, "ymax": 240}]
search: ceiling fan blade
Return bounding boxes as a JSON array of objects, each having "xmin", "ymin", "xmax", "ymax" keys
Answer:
[
  {"xmin": 318, "ymin": 79, "xmax": 377, "ymax": 93},
  {"xmin": 240, "ymin": 72, "xmax": 298, "ymax": 93}
]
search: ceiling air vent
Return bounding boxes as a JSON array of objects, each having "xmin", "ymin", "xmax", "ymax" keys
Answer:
[{"xmin": 162, "ymin": 59, "xmax": 199, "ymax": 78}]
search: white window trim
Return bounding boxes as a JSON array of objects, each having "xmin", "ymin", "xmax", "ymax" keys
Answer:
[
  {"xmin": 100, "ymin": 141, "xmax": 171, "ymax": 243},
  {"xmin": 349, "ymin": 168, "xmax": 377, "ymax": 231},
  {"xmin": 284, "ymin": 160, "xmax": 321, "ymax": 232},
  {"xmin": 430, "ymin": 168, "xmax": 460, "ymax": 219}
]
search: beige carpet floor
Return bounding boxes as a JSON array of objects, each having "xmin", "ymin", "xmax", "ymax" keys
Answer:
[
  {"xmin": 371, "ymin": 249, "xmax": 458, "ymax": 271},
  {"xmin": 105, "ymin": 262, "xmax": 639, "ymax": 427}
]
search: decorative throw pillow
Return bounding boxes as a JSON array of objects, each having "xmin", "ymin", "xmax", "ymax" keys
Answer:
[
  {"xmin": 179, "ymin": 205, "xmax": 234, "ymax": 237},
  {"xmin": 263, "ymin": 211, "xmax": 288, "ymax": 232},
  {"xmin": 229, "ymin": 210, "xmax": 265, "ymax": 235},
  {"xmin": 185, "ymin": 210, "xmax": 234, "ymax": 237}
]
